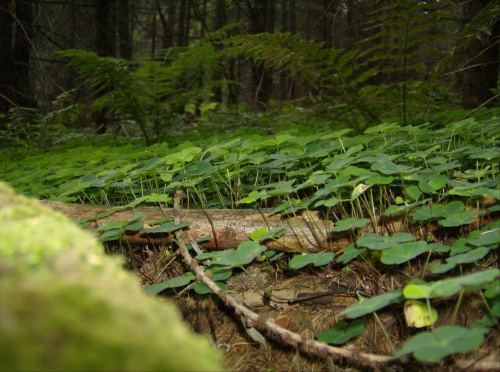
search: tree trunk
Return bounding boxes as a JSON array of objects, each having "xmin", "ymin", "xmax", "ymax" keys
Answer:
[
  {"xmin": 118, "ymin": 0, "xmax": 132, "ymax": 60},
  {"xmin": 212, "ymin": 0, "xmax": 225, "ymax": 103},
  {"xmin": 94, "ymin": 0, "xmax": 116, "ymax": 134},
  {"xmin": 248, "ymin": 0, "xmax": 274, "ymax": 108},
  {"xmin": 461, "ymin": 1, "xmax": 499, "ymax": 109},
  {"xmin": 11, "ymin": 0, "xmax": 37, "ymax": 109},
  {"xmin": 177, "ymin": 0, "xmax": 187, "ymax": 46},
  {"xmin": 0, "ymin": 0, "xmax": 14, "ymax": 120}
]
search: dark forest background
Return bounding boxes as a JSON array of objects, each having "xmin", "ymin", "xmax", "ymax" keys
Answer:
[{"xmin": 0, "ymin": 0, "xmax": 498, "ymax": 145}]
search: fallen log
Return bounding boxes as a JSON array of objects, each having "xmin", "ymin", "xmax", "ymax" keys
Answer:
[
  {"xmin": 41, "ymin": 201, "xmax": 336, "ymax": 252},
  {"xmin": 40, "ymin": 201, "xmax": 495, "ymax": 252}
]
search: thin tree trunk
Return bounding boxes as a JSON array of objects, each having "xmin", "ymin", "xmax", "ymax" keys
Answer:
[
  {"xmin": 118, "ymin": 0, "xmax": 132, "ymax": 60},
  {"xmin": 212, "ymin": 0, "xmax": 225, "ymax": 103},
  {"xmin": 177, "ymin": 0, "xmax": 187, "ymax": 46},
  {"xmin": 0, "ymin": 0, "xmax": 14, "ymax": 119},
  {"xmin": 461, "ymin": 0, "xmax": 499, "ymax": 109},
  {"xmin": 94, "ymin": 0, "xmax": 116, "ymax": 134},
  {"xmin": 12, "ymin": 0, "xmax": 37, "ymax": 108},
  {"xmin": 248, "ymin": 0, "xmax": 274, "ymax": 108}
]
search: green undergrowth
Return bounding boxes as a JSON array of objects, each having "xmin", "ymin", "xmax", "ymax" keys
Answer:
[{"xmin": 0, "ymin": 112, "xmax": 499, "ymax": 364}]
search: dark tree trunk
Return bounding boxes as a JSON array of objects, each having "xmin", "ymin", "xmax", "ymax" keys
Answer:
[
  {"xmin": 11, "ymin": 0, "xmax": 37, "ymax": 109},
  {"xmin": 461, "ymin": 1, "xmax": 499, "ymax": 109},
  {"xmin": 157, "ymin": 0, "xmax": 177, "ymax": 49},
  {"xmin": 118, "ymin": 0, "xmax": 132, "ymax": 60},
  {"xmin": 212, "ymin": 0, "xmax": 225, "ymax": 103},
  {"xmin": 289, "ymin": 0, "xmax": 296, "ymax": 34},
  {"xmin": 248, "ymin": 0, "xmax": 274, "ymax": 108},
  {"xmin": 94, "ymin": 0, "xmax": 116, "ymax": 134},
  {"xmin": 279, "ymin": 0, "xmax": 288, "ymax": 100},
  {"xmin": 0, "ymin": 0, "xmax": 14, "ymax": 120},
  {"xmin": 95, "ymin": 0, "xmax": 116, "ymax": 58},
  {"xmin": 177, "ymin": 0, "xmax": 187, "ymax": 46},
  {"xmin": 151, "ymin": 5, "xmax": 157, "ymax": 57}
]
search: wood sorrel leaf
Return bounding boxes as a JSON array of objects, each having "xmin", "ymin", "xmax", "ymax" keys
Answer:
[
  {"xmin": 318, "ymin": 319, "xmax": 365, "ymax": 345},
  {"xmin": 395, "ymin": 326, "xmax": 488, "ymax": 362},
  {"xmin": 340, "ymin": 290, "xmax": 404, "ymax": 319}
]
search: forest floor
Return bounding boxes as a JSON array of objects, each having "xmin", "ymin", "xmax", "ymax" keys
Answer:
[{"xmin": 123, "ymin": 245, "xmax": 499, "ymax": 371}]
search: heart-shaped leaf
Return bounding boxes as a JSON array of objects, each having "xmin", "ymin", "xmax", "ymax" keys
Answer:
[
  {"xmin": 340, "ymin": 290, "xmax": 404, "ymax": 319},
  {"xmin": 332, "ymin": 218, "xmax": 369, "ymax": 232},
  {"xmin": 318, "ymin": 319, "xmax": 365, "ymax": 345},
  {"xmin": 395, "ymin": 326, "xmax": 488, "ymax": 362},
  {"xmin": 381, "ymin": 241, "xmax": 429, "ymax": 265},
  {"xmin": 146, "ymin": 273, "xmax": 196, "ymax": 295},
  {"xmin": 337, "ymin": 244, "xmax": 366, "ymax": 264},
  {"xmin": 289, "ymin": 251, "xmax": 335, "ymax": 269}
]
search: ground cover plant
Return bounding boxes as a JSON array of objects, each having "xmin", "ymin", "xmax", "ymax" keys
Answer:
[{"xmin": 1, "ymin": 110, "xmax": 499, "ymax": 370}]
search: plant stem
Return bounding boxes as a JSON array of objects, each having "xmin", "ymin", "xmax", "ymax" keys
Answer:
[{"xmin": 373, "ymin": 312, "xmax": 395, "ymax": 354}]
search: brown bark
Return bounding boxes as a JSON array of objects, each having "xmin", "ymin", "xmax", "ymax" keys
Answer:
[{"xmin": 41, "ymin": 201, "xmax": 335, "ymax": 252}]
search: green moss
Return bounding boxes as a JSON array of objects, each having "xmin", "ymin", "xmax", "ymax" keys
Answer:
[{"xmin": 0, "ymin": 182, "xmax": 224, "ymax": 371}]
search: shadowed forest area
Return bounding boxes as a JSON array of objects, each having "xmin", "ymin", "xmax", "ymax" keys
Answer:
[{"xmin": 0, "ymin": 1, "xmax": 499, "ymax": 371}]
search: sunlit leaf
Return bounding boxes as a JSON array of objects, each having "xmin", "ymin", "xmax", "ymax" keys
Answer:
[{"xmin": 404, "ymin": 300, "xmax": 437, "ymax": 328}]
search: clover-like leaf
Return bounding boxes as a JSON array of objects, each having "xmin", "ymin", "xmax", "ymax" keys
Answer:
[
  {"xmin": 446, "ymin": 247, "xmax": 490, "ymax": 265},
  {"xmin": 439, "ymin": 210, "xmax": 480, "ymax": 227},
  {"xmin": 331, "ymin": 218, "xmax": 369, "ymax": 232},
  {"xmin": 336, "ymin": 243, "xmax": 366, "ymax": 264},
  {"xmin": 318, "ymin": 319, "xmax": 365, "ymax": 345},
  {"xmin": 356, "ymin": 232, "xmax": 415, "ymax": 250},
  {"xmin": 289, "ymin": 251, "xmax": 335, "ymax": 269},
  {"xmin": 193, "ymin": 282, "xmax": 228, "ymax": 294},
  {"xmin": 404, "ymin": 269, "xmax": 500, "ymax": 299},
  {"xmin": 340, "ymin": 290, "xmax": 404, "ymax": 319},
  {"xmin": 468, "ymin": 227, "xmax": 500, "ymax": 247},
  {"xmin": 210, "ymin": 241, "xmax": 267, "ymax": 267},
  {"xmin": 249, "ymin": 225, "xmax": 287, "ymax": 242},
  {"xmin": 380, "ymin": 241, "xmax": 429, "ymax": 265},
  {"xmin": 411, "ymin": 204, "xmax": 447, "ymax": 222},
  {"xmin": 483, "ymin": 280, "xmax": 500, "ymax": 299},
  {"xmin": 395, "ymin": 326, "xmax": 488, "ymax": 362},
  {"xmin": 145, "ymin": 273, "xmax": 196, "ymax": 295}
]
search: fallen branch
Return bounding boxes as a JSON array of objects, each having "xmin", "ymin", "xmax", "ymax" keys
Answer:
[{"xmin": 169, "ymin": 190, "xmax": 399, "ymax": 368}]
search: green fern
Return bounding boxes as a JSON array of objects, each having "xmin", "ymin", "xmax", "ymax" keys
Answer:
[
  {"xmin": 357, "ymin": 1, "xmax": 463, "ymax": 124},
  {"xmin": 223, "ymin": 32, "xmax": 379, "ymax": 127},
  {"xmin": 59, "ymin": 38, "xmax": 223, "ymax": 145}
]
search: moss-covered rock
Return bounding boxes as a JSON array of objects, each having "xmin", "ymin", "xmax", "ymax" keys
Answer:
[{"xmin": 0, "ymin": 182, "xmax": 223, "ymax": 371}]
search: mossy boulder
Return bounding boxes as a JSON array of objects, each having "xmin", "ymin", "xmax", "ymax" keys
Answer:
[{"xmin": 0, "ymin": 182, "xmax": 223, "ymax": 371}]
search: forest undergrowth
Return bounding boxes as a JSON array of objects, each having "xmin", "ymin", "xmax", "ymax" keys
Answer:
[{"xmin": 0, "ymin": 108, "xmax": 499, "ymax": 370}]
